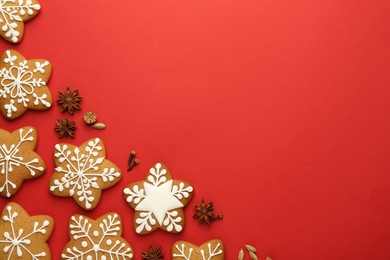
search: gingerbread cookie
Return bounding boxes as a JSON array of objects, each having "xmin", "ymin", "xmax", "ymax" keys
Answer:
[
  {"xmin": 172, "ymin": 240, "xmax": 225, "ymax": 260},
  {"xmin": 0, "ymin": 0, "xmax": 41, "ymax": 43},
  {"xmin": 0, "ymin": 202, "xmax": 54, "ymax": 259},
  {"xmin": 0, "ymin": 49, "xmax": 52, "ymax": 120},
  {"xmin": 49, "ymin": 138, "xmax": 122, "ymax": 210},
  {"xmin": 123, "ymin": 163, "xmax": 194, "ymax": 235},
  {"xmin": 0, "ymin": 126, "xmax": 45, "ymax": 197},
  {"xmin": 61, "ymin": 213, "xmax": 134, "ymax": 259}
]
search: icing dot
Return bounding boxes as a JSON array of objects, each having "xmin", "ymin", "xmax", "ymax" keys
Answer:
[
  {"xmin": 81, "ymin": 241, "xmax": 88, "ymax": 248},
  {"xmin": 106, "ymin": 239, "xmax": 112, "ymax": 246},
  {"xmin": 87, "ymin": 256, "xmax": 92, "ymax": 260},
  {"xmin": 93, "ymin": 231, "xmax": 99, "ymax": 237},
  {"xmin": 101, "ymin": 256, "xmax": 107, "ymax": 260}
]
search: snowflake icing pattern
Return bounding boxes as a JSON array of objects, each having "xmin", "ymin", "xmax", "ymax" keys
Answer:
[
  {"xmin": 172, "ymin": 240, "xmax": 224, "ymax": 260},
  {"xmin": 49, "ymin": 138, "xmax": 122, "ymax": 210},
  {"xmin": 61, "ymin": 213, "xmax": 134, "ymax": 260},
  {"xmin": 123, "ymin": 163, "xmax": 194, "ymax": 234},
  {"xmin": 0, "ymin": 0, "xmax": 41, "ymax": 43},
  {"xmin": 0, "ymin": 49, "xmax": 52, "ymax": 120},
  {"xmin": 0, "ymin": 202, "xmax": 53, "ymax": 260},
  {"xmin": 0, "ymin": 126, "xmax": 45, "ymax": 197}
]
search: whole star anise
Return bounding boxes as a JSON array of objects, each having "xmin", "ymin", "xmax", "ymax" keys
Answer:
[
  {"xmin": 141, "ymin": 245, "xmax": 163, "ymax": 260},
  {"xmin": 56, "ymin": 87, "xmax": 82, "ymax": 114},
  {"xmin": 55, "ymin": 118, "xmax": 76, "ymax": 138},
  {"xmin": 193, "ymin": 199, "xmax": 223, "ymax": 225}
]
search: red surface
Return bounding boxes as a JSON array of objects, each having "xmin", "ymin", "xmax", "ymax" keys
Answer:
[{"xmin": 1, "ymin": 0, "xmax": 390, "ymax": 259}]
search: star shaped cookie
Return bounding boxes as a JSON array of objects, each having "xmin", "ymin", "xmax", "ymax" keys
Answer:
[
  {"xmin": 0, "ymin": 126, "xmax": 45, "ymax": 197},
  {"xmin": 123, "ymin": 163, "xmax": 194, "ymax": 235},
  {"xmin": 0, "ymin": 49, "xmax": 52, "ymax": 120},
  {"xmin": 172, "ymin": 240, "xmax": 225, "ymax": 260},
  {"xmin": 49, "ymin": 138, "xmax": 122, "ymax": 210},
  {"xmin": 0, "ymin": 202, "xmax": 54, "ymax": 260},
  {"xmin": 0, "ymin": 0, "xmax": 41, "ymax": 43},
  {"xmin": 61, "ymin": 213, "xmax": 134, "ymax": 260}
]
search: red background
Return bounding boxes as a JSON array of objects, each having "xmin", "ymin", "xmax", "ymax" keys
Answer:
[{"xmin": 1, "ymin": 0, "xmax": 390, "ymax": 259}]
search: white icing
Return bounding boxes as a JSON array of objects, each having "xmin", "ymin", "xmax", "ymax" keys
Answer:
[
  {"xmin": 123, "ymin": 163, "xmax": 193, "ymax": 234},
  {"xmin": 33, "ymin": 61, "xmax": 49, "ymax": 73},
  {"xmin": 50, "ymin": 138, "xmax": 121, "ymax": 209},
  {"xmin": 61, "ymin": 213, "xmax": 133, "ymax": 260},
  {"xmin": 173, "ymin": 243, "xmax": 223, "ymax": 260},
  {"xmin": 0, "ymin": 204, "xmax": 50, "ymax": 259},
  {"xmin": 0, "ymin": 128, "xmax": 44, "ymax": 197},
  {"xmin": 0, "ymin": 0, "xmax": 41, "ymax": 43},
  {"xmin": 0, "ymin": 52, "xmax": 51, "ymax": 118}
]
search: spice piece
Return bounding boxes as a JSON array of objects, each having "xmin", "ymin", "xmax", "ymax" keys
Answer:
[
  {"xmin": 141, "ymin": 245, "xmax": 163, "ymax": 260},
  {"xmin": 246, "ymin": 245, "xmax": 257, "ymax": 253},
  {"xmin": 238, "ymin": 248, "xmax": 244, "ymax": 260},
  {"xmin": 83, "ymin": 112, "xmax": 97, "ymax": 125},
  {"xmin": 249, "ymin": 252, "xmax": 258, "ymax": 260},
  {"xmin": 55, "ymin": 119, "xmax": 76, "ymax": 138},
  {"xmin": 265, "ymin": 257, "xmax": 272, "ymax": 260},
  {"xmin": 193, "ymin": 199, "xmax": 223, "ymax": 225},
  {"xmin": 92, "ymin": 123, "xmax": 106, "ymax": 130},
  {"xmin": 56, "ymin": 87, "xmax": 82, "ymax": 114},
  {"xmin": 127, "ymin": 151, "xmax": 139, "ymax": 172}
]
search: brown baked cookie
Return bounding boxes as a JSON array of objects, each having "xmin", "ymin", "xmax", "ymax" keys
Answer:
[
  {"xmin": 61, "ymin": 213, "xmax": 134, "ymax": 260},
  {"xmin": 0, "ymin": 202, "xmax": 54, "ymax": 259},
  {"xmin": 172, "ymin": 240, "xmax": 225, "ymax": 260},
  {"xmin": 123, "ymin": 163, "xmax": 194, "ymax": 235},
  {"xmin": 0, "ymin": 126, "xmax": 45, "ymax": 197},
  {"xmin": 0, "ymin": 0, "xmax": 41, "ymax": 43},
  {"xmin": 49, "ymin": 138, "xmax": 122, "ymax": 210},
  {"xmin": 0, "ymin": 49, "xmax": 52, "ymax": 120}
]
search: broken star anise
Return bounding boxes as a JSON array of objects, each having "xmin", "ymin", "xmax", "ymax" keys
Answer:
[
  {"xmin": 141, "ymin": 245, "xmax": 163, "ymax": 260},
  {"xmin": 55, "ymin": 118, "xmax": 76, "ymax": 138},
  {"xmin": 56, "ymin": 87, "xmax": 82, "ymax": 115},
  {"xmin": 193, "ymin": 199, "xmax": 223, "ymax": 225}
]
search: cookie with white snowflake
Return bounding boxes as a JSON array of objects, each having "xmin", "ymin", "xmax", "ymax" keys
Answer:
[
  {"xmin": 49, "ymin": 138, "xmax": 122, "ymax": 210},
  {"xmin": 61, "ymin": 213, "xmax": 134, "ymax": 260},
  {"xmin": 0, "ymin": 202, "xmax": 54, "ymax": 260},
  {"xmin": 0, "ymin": 0, "xmax": 41, "ymax": 43},
  {"xmin": 123, "ymin": 163, "xmax": 194, "ymax": 235},
  {"xmin": 0, "ymin": 126, "xmax": 46, "ymax": 197},
  {"xmin": 0, "ymin": 49, "xmax": 52, "ymax": 120},
  {"xmin": 172, "ymin": 240, "xmax": 225, "ymax": 260}
]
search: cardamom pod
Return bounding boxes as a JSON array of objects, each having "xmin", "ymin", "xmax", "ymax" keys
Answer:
[
  {"xmin": 92, "ymin": 123, "xmax": 106, "ymax": 130},
  {"xmin": 249, "ymin": 252, "xmax": 258, "ymax": 260},
  {"xmin": 265, "ymin": 257, "xmax": 272, "ymax": 260},
  {"xmin": 238, "ymin": 248, "xmax": 244, "ymax": 260},
  {"xmin": 246, "ymin": 244, "xmax": 257, "ymax": 253}
]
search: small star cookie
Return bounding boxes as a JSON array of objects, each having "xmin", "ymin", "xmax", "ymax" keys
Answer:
[
  {"xmin": 123, "ymin": 163, "xmax": 194, "ymax": 235},
  {"xmin": 0, "ymin": 202, "xmax": 54, "ymax": 260},
  {"xmin": 172, "ymin": 240, "xmax": 225, "ymax": 260},
  {"xmin": 61, "ymin": 213, "xmax": 134, "ymax": 260},
  {"xmin": 0, "ymin": 126, "xmax": 45, "ymax": 197},
  {"xmin": 0, "ymin": 49, "xmax": 52, "ymax": 120},
  {"xmin": 49, "ymin": 138, "xmax": 122, "ymax": 210},
  {"xmin": 0, "ymin": 0, "xmax": 41, "ymax": 43}
]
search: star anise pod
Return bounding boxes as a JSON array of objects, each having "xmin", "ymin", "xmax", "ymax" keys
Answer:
[
  {"xmin": 193, "ymin": 199, "xmax": 223, "ymax": 225},
  {"xmin": 56, "ymin": 87, "xmax": 82, "ymax": 114},
  {"xmin": 55, "ymin": 119, "xmax": 76, "ymax": 138},
  {"xmin": 141, "ymin": 245, "xmax": 163, "ymax": 260}
]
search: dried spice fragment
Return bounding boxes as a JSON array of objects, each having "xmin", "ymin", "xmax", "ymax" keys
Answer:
[
  {"xmin": 83, "ymin": 112, "xmax": 97, "ymax": 125},
  {"xmin": 55, "ymin": 118, "xmax": 76, "ymax": 138},
  {"xmin": 141, "ymin": 245, "xmax": 164, "ymax": 260},
  {"xmin": 193, "ymin": 199, "xmax": 223, "ymax": 225},
  {"xmin": 57, "ymin": 87, "xmax": 82, "ymax": 114}
]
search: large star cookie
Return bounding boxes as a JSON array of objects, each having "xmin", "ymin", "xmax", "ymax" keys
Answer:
[
  {"xmin": 0, "ymin": 126, "xmax": 45, "ymax": 197},
  {"xmin": 61, "ymin": 213, "xmax": 134, "ymax": 260},
  {"xmin": 123, "ymin": 163, "xmax": 194, "ymax": 235},
  {"xmin": 49, "ymin": 138, "xmax": 122, "ymax": 210},
  {"xmin": 0, "ymin": 202, "xmax": 54, "ymax": 260},
  {"xmin": 0, "ymin": 49, "xmax": 52, "ymax": 120},
  {"xmin": 0, "ymin": 0, "xmax": 41, "ymax": 43},
  {"xmin": 172, "ymin": 240, "xmax": 225, "ymax": 260}
]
